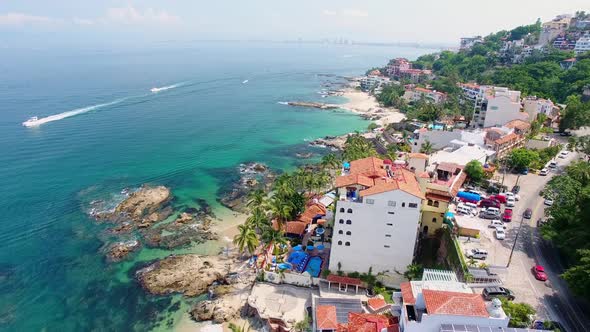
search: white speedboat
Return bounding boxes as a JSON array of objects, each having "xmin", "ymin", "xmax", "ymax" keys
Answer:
[
  {"xmin": 242, "ymin": 80, "xmax": 249, "ymax": 84},
  {"xmin": 22, "ymin": 116, "xmax": 40, "ymax": 127},
  {"xmin": 150, "ymin": 87, "xmax": 161, "ymax": 93}
]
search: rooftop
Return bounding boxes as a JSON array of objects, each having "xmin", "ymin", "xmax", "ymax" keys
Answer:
[
  {"xmin": 316, "ymin": 305, "xmax": 338, "ymax": 330},
  {"xmin": 505, "ymin": 119, "xmax": 531, "ymax": 131},
  {"xmin": 327, "ymin": 274, "xmax": 363, "ymax": 286},
  {"xmin": 341, "ymin": 312, "xmax": 399, "ymax": 332},
  {"xmin": 422, "ymin": 289, "xmax": 489, "ymax": 317},
  {"xmin": 316, "ymin": 297, "xmax": 363, "ymax": 324}
]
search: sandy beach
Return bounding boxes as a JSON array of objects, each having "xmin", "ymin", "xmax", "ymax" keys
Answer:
[{"xmin": 340, "ymin": 88, "xmax": 406, "ymax": 127}]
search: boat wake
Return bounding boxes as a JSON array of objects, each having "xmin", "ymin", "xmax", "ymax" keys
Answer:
[
  {"xmin": 150, "ymin": 83, "xmax": 182, "ymax": 93},
  {"xmin": 22, "ymin": 99, "xmax": 126, "ymax": 128},
  {"xmin": 277, "ymin": 101, "xmax": 289, "ymax": 105}
]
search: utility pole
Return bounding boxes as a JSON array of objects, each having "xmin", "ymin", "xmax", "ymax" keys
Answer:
[{"xmin": 507, "ymin": 216, "xmax": 525, "ymax": 267}]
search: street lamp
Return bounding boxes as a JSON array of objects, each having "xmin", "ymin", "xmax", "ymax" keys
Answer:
[{"xmin": 507, "ymin": 215, "xmax": 525, "ymax": 268}]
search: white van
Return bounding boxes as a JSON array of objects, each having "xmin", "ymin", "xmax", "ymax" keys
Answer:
[
  {"xmin": 540, "ymin": 168, "xmax": 548, "ymax": 176},
  {"xmin": 486, "ymin": 207, "xmax": 500, "ymax": 215},
  {"xmin": 457, "ymin": 206, "xmax": 471, "ymax": 215},
  {"xmin": 506, "ymin": 197, "xmax": 516, "ymax": 207},
  {"xmin": 464, "ymin": 202, "xmax": 478, "ymax": 210},
  {"xmin": 489, "ymin": 220, "xmax": 506, "ymax": 228},
  {"xmin": 548, "ymin": 161, "xmax": 557, "ymax": 169},
  {"xmin": 465, "ymin": 248, "xmax": 488, "ymax": 260}
]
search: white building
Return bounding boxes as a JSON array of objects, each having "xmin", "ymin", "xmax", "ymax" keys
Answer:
[
  {"xmin": 330, "ymin": 157, "xmax": 424, "ymax": 277},
  {"xmin": 428, "ymin": 144, "xmax": 495, "ymax": 166},
  {"xmin": 574, "ymin": 33, "xmax": 590, "ymax": 55},
  {"xmin": 411, "ymin": 128, "xmax": 487, "ymax": 153},
  {"xmin": 460, "ymin": 36, "xmax": 483, "ymax": 50},
  {"xmin": 469, "ymin": 86, "xmax": 527, "ymax": 128},
  {"xmin": 523, "ymin": 97, "xmax": 558, "ymax": 120},
  {"xmin": 360, "ymin": 75, "xmax": 391, "ymax": 92},
  {"xmin": 403, "ymin": 87, "xmax": 447, "ymax": 104},
  {"xmin": 399, "ymin": 269, "xmax": 510, "ymax": 332}
]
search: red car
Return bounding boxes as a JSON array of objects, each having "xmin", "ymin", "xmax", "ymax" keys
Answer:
[
  {"xmin": 532, "ymin": 265, "xmax": 548, "ymax": 281},
  {"xmin": 490, "ymin": 194, "xmax": 507, "ymax": 204},
  {"xmin": 502, "ymin": 209, "xmax": 513, "ymax": 222},
  {"xmin": 480, "ymin": 199, "xmax": 501, "ymax": 209}
]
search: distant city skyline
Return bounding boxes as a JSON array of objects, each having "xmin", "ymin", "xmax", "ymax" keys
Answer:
[{"xmin": 1, "ymin": 1, "xmax": 589, "ymax": 48}]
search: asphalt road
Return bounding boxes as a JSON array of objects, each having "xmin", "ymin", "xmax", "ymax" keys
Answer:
[{"xmin": 503, "ymin": 150, "xmax": 590, "ymax": 331}]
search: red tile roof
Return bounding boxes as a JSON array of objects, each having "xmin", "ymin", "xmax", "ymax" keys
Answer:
[
  {"xmin": 418, "ymin": 171, "xmax": 431, "ymax": 179},
  {"xmin": 299, "ymin": 203, "xmax": 327, "ymax": 224},
  {"xmin": 359, "ymin": 168, "xmax": 425, "ymax": 199},
  {"xmin": 367, "ymin": 298, "xmax": 389, "ymax": 312},
  {"xmin": 345, "ymin": 312, "xmax": 397, "ymax": 332},
  {"xmin": 494, "ymin": 132, "xmax": 519, "ymax": 145},
  {"xmin": 326, "ymin": 274, "xmax": 363, "ymax": 286},
  {"xmin": 450, "ymin": 172, "xmax": 468, "ymax": 197},
  {"xmin": 400, "ymin": 282, "xmax": 415, "ymax": 305},
  {"xmin": 349, "ymin": 157, "xmax": 388, "ymax": 178},
  {"xmin": 422, "ymin": 289, "xmax": 489, "ymax": 317},
  {"xmin": 316, "ymin": 305, "xmax": 338, "ymax": 330},
  {"xmin": 335, "ymin": 174, "xmax": 375, "ymax": 188},
  {"xmin": 505, "ymin": 119, "xmax": 531, "ymax": 130},
  {"xmin": 285, "ymin": 221, "xmax": 307, "ymax": 235}
]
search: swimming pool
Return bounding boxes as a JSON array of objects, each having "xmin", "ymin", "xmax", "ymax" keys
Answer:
[{"xmin": 304, "ymin": 256, "xmax": 323, "ymax": 277}]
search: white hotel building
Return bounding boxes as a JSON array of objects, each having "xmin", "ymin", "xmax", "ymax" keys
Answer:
[{"xmin": 329, "ymin": 157, "xmax": 424, "ymax": 276}]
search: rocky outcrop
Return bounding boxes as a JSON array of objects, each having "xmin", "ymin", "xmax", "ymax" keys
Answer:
[
  {"xmin": 285, "ymin": 101, "xmax": 339, "ymax": 109},
  {"xmin": 190, "ymin": 299, "xmax": 242, "ymax": 324},
  {"xmin": 107, "ymin": 240, "xmax": 140, "ymax": 262},
  {"xmin": 219, "ymin": 162, "xmax": 276, "ymax": 213},
  {"xmin": 137, "ymin": 254, "xmax": 234, "ymax": 296},
  {"xmin": 114, "ymin": 185, "xmax": 172, "ymax": 224}
]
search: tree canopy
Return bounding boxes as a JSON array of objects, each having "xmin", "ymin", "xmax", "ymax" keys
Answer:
[
  {"xmin": 508, "ymin": 148, "xmax": 539, "ymax": 171},
  {"xmin": 464, "ymin": 160, "xmax": 485, "ymax": 183}
]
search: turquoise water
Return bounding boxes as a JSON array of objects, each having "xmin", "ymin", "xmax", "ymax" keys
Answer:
[
  {"xmin": 305, "ymin": 256, "xmax": 323, "ymax": 278},
  {"xmin": 0, "ymin": 42, "xmax": 433, "ymax": 331}
]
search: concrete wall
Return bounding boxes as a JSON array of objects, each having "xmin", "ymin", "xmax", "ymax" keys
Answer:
[
  {"xmin": 264, "ymin": 270, "xmax": 313, "ymax": 287},
  {"xmin": 329, "ymin": 190, "xmax": 422, "ymax": 274},
  {"xmin": 421, "ymin": 210, "xmax": 447, "ymax": 236},
  {"xmin": 412, "ymin": 131, "xmax": 461, "ymax": 153},
  {"xmin": 408, "ymin": 158, "xmax": 427, "ymax": 174}
]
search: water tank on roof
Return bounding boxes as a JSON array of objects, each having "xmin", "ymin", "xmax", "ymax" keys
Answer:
[{"xmin": 488, "ymin": 298, "xmax": 504, "ymax": 318}]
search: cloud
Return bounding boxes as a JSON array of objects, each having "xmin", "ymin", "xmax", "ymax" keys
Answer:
[
  {"xmin": 103, "ymin": 6, "xmax": 181, "ymax": 25},
  {"xmin": 0, "ymin": 13, "xmax": 60, "ymax": 26},
  {"xmin": 322, "ymin": 9, "xmax": 369, "ymax": 18}
]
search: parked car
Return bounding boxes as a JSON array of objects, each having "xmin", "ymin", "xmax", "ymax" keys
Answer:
[
  {"xmin": 489, "ymin": 220, "xmax": 506, "ymax": 229},
  {"xmin": 480, "ymin": 198, "xmax": 501, "ymax": 209},
  {"xmin": 465, "ymin": 248, "xmax": 488, "ymax": 260},
  {"xmin": 539, "ymin": 168, "xmax": 549, "ymax": 176},
  {"xmin": 480, "ymin": 207, "xmax": 500, "ymax": 220},
  {"xmin": 495, "ymin": 227, "xmax": 506, "ymax": 240},
  {"xmin": 482, "ymin": 286, "xmax": 515, "ymax": 301},
  {"xmin": 524, "ymin": 208, "xmax": 533, "ymax": 219},
  {"xmin": 506, "ymin": 197, "xmax": 516, "ymax": 207},
  {"xmin": 559, "ymin": 151, "xmax": 569, "ymax": 159},
  {"xmin": 504, "ymin": 192, "xmax": 520, "ymax": 201},
  {"xmin": 544, "ymin": 198, "xmax": 554, "ymax": 206},
  {"xmin": 548, "ymin": 161, "xmax": 557, "ymax": 169},
  {"xmin": 532, "ymin": 265, "xmax": 548, "ymax": 281},
  {"xmin": 520, "ymin": 168, "xmax": 529, "ymax": 175},
  {"xmin": 511, "ymin": 185, "xmax": 521, "ymax": 194},
  {"xmin": 502, "ymin": 209, "xmax": 513, "ymax": 222},
  {"xmin": 532, "ymin": 320, "xmax": 567, "ymax": 331},
  {"xmin": 490, "ymin": 194, "xmax": 507, "ymax": 204},
  {"xmin": 457, "ymin": 205, "xmax": 472, "ymax": 215}
]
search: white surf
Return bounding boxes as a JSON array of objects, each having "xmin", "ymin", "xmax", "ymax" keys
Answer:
[{"xmin": 22, "ymin": 99, "xmax": 125, "ymax": 128}]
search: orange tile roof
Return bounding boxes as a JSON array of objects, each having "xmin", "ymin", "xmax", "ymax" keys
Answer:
[
  {"xmin": 400, "ymin": 282, "xmax": 415, "ymax": 305},
  {"xmin": 450, "ymin": 172, "xmax": 468, "ymax": 197},
  {"xmin": 408, "ymin": 153, "xmax": 429, "ymax": 160},
  {"xmin": 359, "ymin": 168, "xmax": 424, "ymax": 199},
  {"xmin": 316, "ymin": 305, "xmax": 338, "ymax": 330},
  {"xmin": 345, "ymin": 312, "xmax": 396, "ymax": 332},
  {"xmin": 326, "ymin": 274, "xmax": 363, "ymax": 286},
  {"xmin": 505, "ymin": 119, "xmax": 531, "ymax": 130},
  {"xmin": 422, "ymin": 289, "xmax": 489, "ymax": 317},
  {"xmin": 335, "ymin": 174, "xmax": 375, "ymax": 188},
  {"xmin": 367, "ymin": 298, "xmax": 389, "ymax": 312},
  {"xmin": 299, "ymin": 203, "xmax": 327, "ymax": 224},
  {"xmin": 349, "ymin": 157, "xmax": 387, "ymax": 178},
  {"xmin": 414, "ymin": 87, "xmax": 432, "ymax": 93},
  {"xmin": 494, "ymin": 132, "xmax": 519, "ymax": 145},
  {"xmin": 285, "ymin": 221, "xmax": 307, "ymax": 235}
]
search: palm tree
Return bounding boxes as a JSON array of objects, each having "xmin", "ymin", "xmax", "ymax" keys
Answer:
[
  {"xmin": 267, "ymin": 195, "xmax": 294, "ymax": 226},
  {"xmin": 274, "ymin": 174, "xmax": 296, "ymax": 197},
  {"xmin": 403, "ymin": 264, "xmax": 423, "ymax": 281},
  {"xmin": 568, "ymin": 161, "xmax": 590, "ymax": 186},
  {"xmin": 246, "ymin": 207, "xmax": 270, "ymax": 233},
  {"xmin": 233, "ymin": 224, "xmax": 259, "ymax": 254},
  {"xmin": 262, "ymin": 228, "xmax": 288, "ymax": 247},
  {"xmin": 321, "ymin": 153, "xmax": 340, "ymax": 170},
  {"xmin": 420, "ymin": 140, "xmax": 434, "ymax": 154},
  {"xmin": 246, "ymin": 189, "xmax": 266, "ymax": 210}
]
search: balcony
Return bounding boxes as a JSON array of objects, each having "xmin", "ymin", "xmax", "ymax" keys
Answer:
[{"xmin": 339, "ymin": 190, "xmax": 363, "ymax": 204}]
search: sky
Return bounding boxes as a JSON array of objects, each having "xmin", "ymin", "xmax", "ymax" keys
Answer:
[{"xmin": 1, "ymin": 0, "xmax": 589, "ymax": 48}]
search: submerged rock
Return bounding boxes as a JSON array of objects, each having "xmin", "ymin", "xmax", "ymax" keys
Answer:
[
  {"xmin": 219, "ymin": 162, "xmax": 276, "ymax": 213},
  {"xmin": 107, "ymin": 240, "xmax": 140, "ymax": 262}
]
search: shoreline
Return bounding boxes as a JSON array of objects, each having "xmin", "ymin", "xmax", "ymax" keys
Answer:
[{"xmin": 339, "ymin": 87, "xmax": 406, "ymax": 127}]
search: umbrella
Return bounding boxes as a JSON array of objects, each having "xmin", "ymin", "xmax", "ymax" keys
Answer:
[{"xmin": 293, "ymin": 245, "xmax": 303, "ymax": 251}]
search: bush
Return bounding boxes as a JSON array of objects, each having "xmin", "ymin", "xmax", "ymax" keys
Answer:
[
  {"xmin": 322, "ymin": 269, "xmax": 331, "ymax": 278},
  {"xmin": 368, "ymin": 123, "xmax": 379, "ymax": 131},
  {"xmin": 347, "ymin": 271, "xmax": 361, "ymax": 278}
]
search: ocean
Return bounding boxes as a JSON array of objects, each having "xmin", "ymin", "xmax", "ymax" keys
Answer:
[{"xmin": 0, "ymin": 42, "xmax": 433, "ymax": 331}]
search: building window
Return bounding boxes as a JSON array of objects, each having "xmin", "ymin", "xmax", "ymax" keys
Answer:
[
  {"xmin": 402, "ymin": 202, "xmax": 406, "ymax": 207},
  {"xmin": 339, "ymin": 208, "xmax": 345, "ymax": 213},
  {"xmin": 338, "ymin": 241, "xmax": 342, "ymax": 245},
  {"xmin": 366, "ymin": 199, "xmax": 375, "ymax": 205},
  {"xmin": 384, "ymin": 245, "xmax": 391, "ymax": 248},
  {"xmin": 388, "ymin": 201, "xmax": 396, "ymax": 207},
  {"xmin": 427, "ymin": 199, "xmax": 433, "ymax": 206},
  {"xmin": 433, "ymin": 201, "xmax": 440, "ymax": 208},
  {"xmin": 432, "ymin": 218, "xmax": 437, "ymax": 223},
  {"xmin": 347, "ymin": 208, "xmax": 353, "ymax": 213},
  {"xmin": 388, "ymin": 211, "xmax": 395, "ymax": 215},
  {"xmin": 339, "ymin": 219, "xmax": 344, "ymax": 224},
  {"xmin": 338, "ymin": 230, "xmax": 343, "ymax": 234},
  {"xmin": 386, "ymin": 223, "xmax": 393, "ymax": 226},
  {"xmin": 346, "ymin": 220, "xmax": 352, "ymax": 225},
  {"xmin": 385, "ymin": 234, "xmax": 392, "ymax": 237},
  {"xmin": 409, "ymin": 203, "xmax": 418, "ymax": 208},
  {"xmin": 346, "ymin": 231, "xmax": 351, "ymax": 236},
  {"xmin": 345, "ymin": 242, "xmax": 350, "ymax": 246}
]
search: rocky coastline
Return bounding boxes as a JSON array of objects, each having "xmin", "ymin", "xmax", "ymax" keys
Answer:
[{"xmin": 219, "ymin": 162, "xmax": 276, "ymax": 213}]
